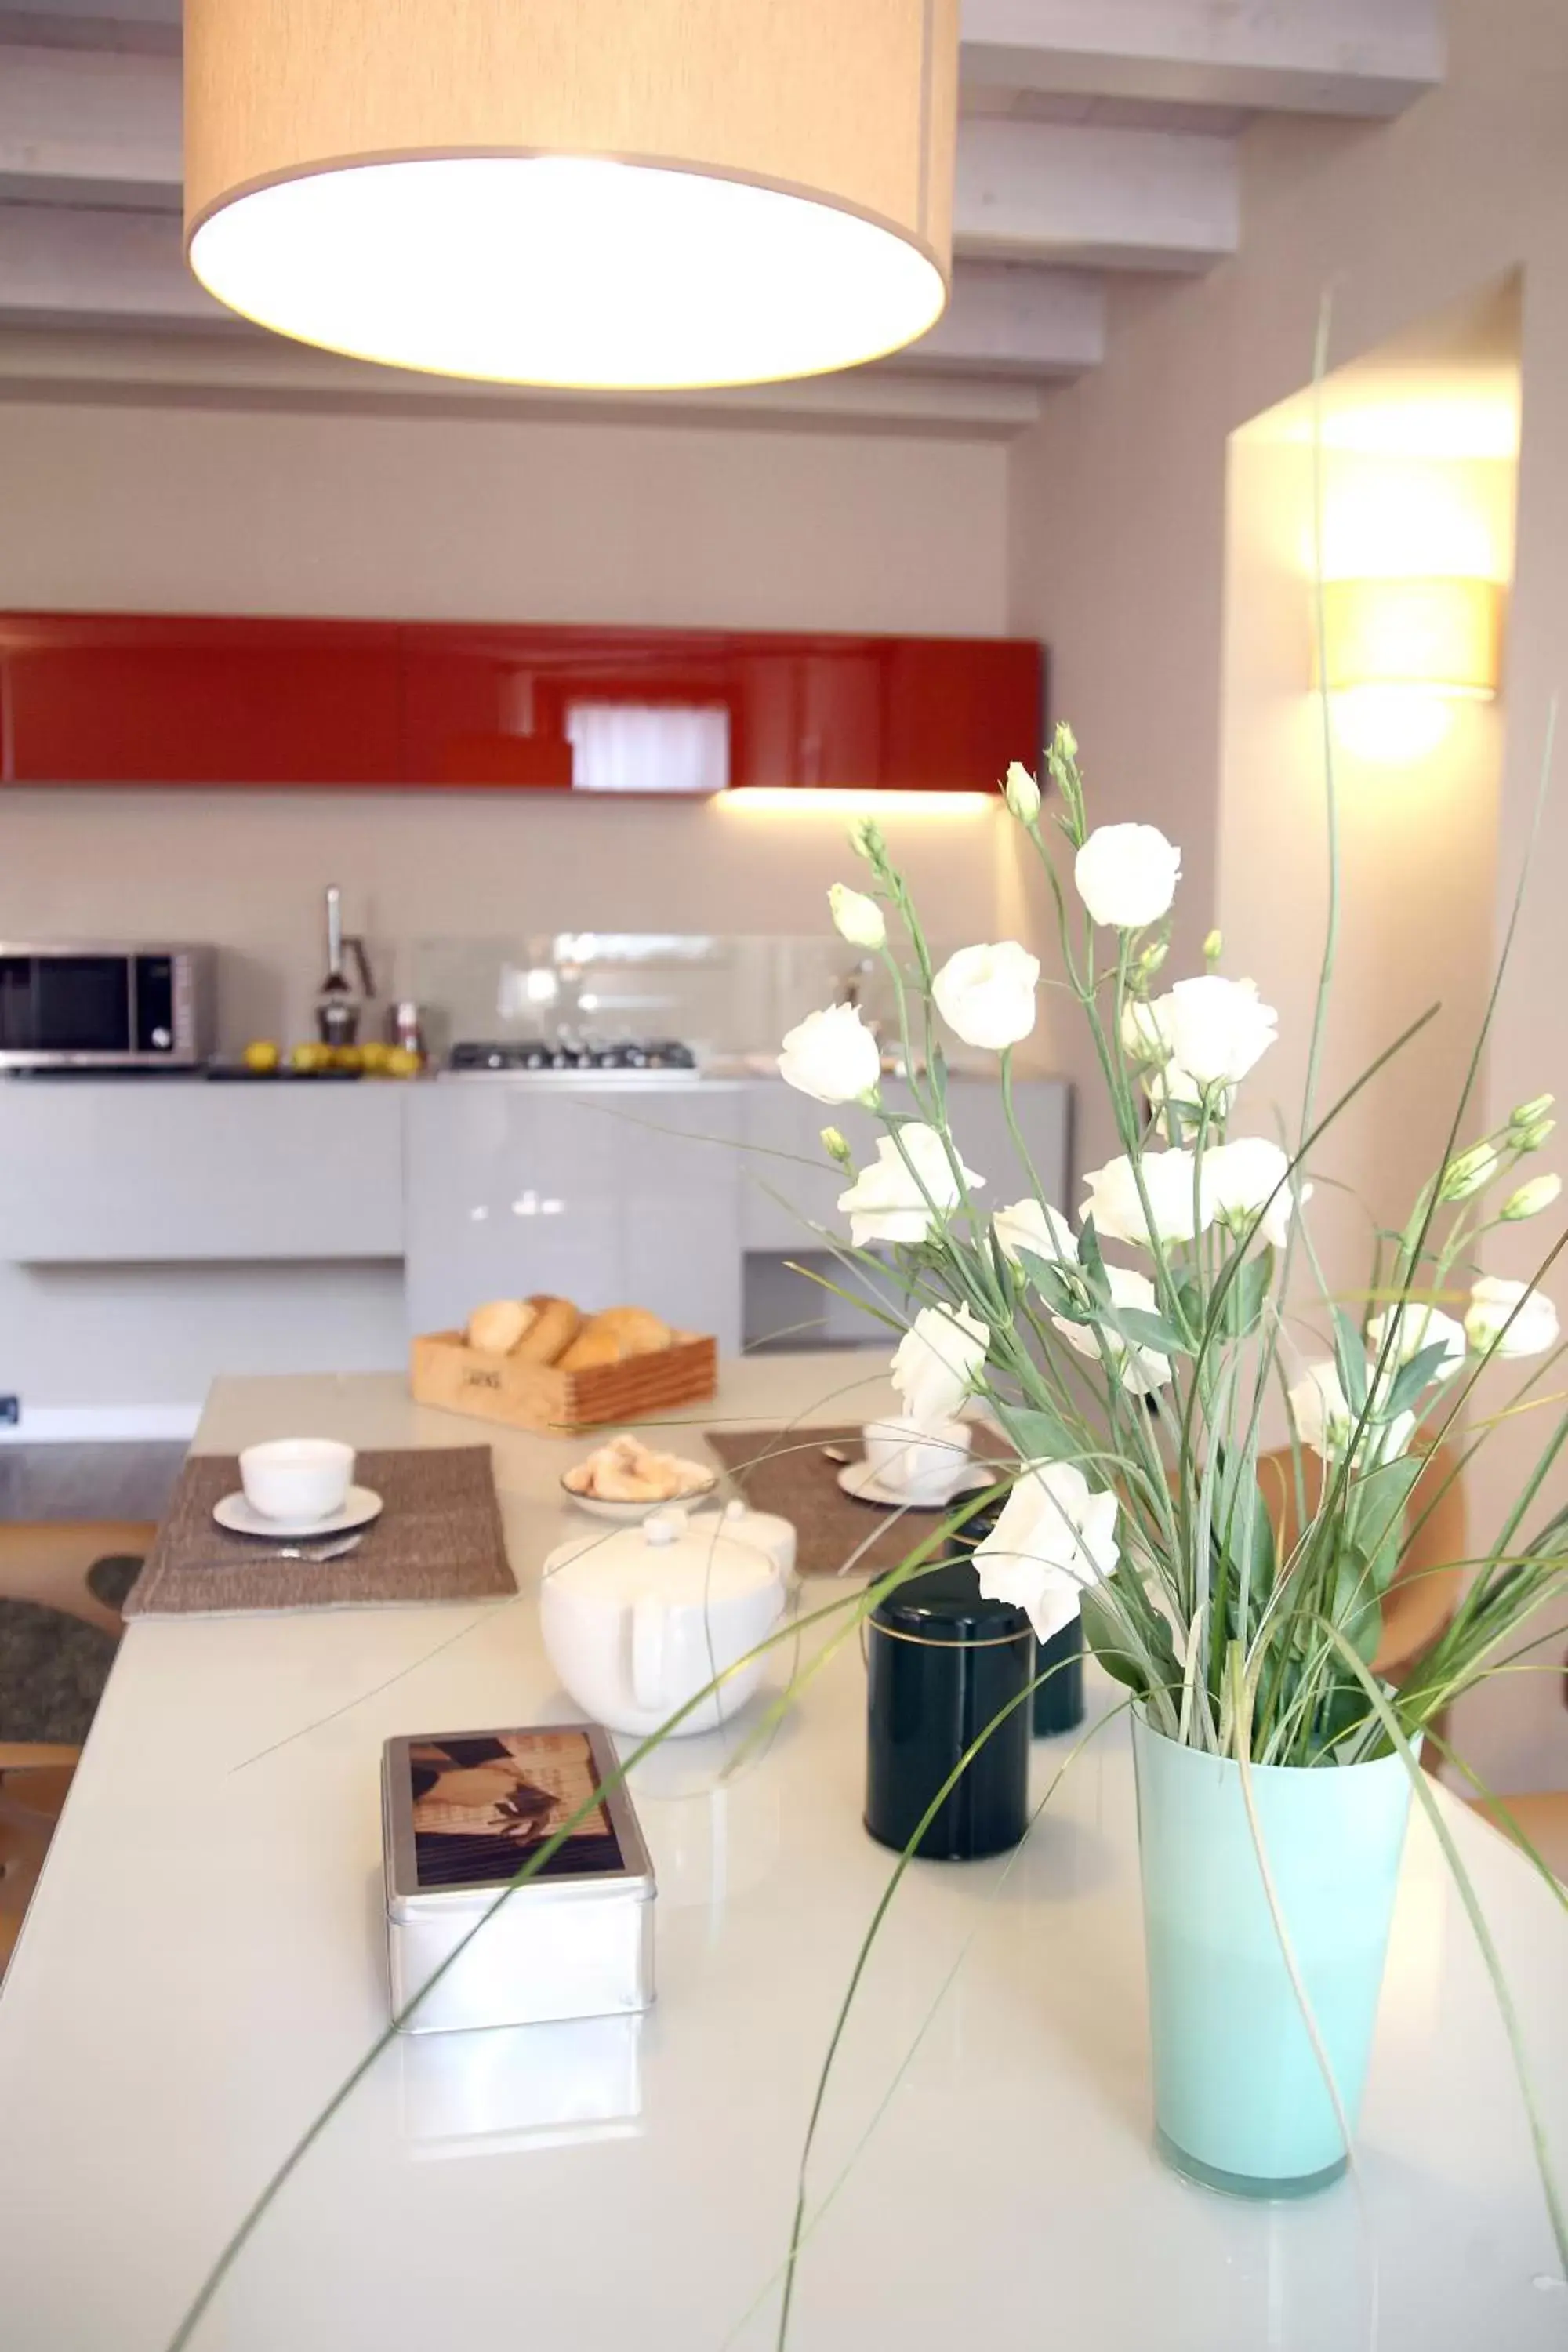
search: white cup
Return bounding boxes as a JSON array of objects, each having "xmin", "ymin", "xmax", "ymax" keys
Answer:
[
  {"xmin": 540, "ymin": 1512, "xmax": 787, "ymax": 1739},
  {"xmin": 862, "ymin": 1416, "xmax": 972, "ymax": 1504},
  {"xmin": 238, "ymin": 1438, "xmax": 355, "ymax": 1523}
]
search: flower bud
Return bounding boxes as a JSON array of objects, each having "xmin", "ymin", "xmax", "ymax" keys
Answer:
[
  {"xmin": 1003, "ymin": 760, "xmax": 1041, "ymax": 823},
  {"xmin": 819, "ymin": 1126, "xmax": 853, "ymax": 1167},
  {"xmin": 828, "ymin": 882, "xmax": 886, "ymax": 950},
  {"xmin": 848, "ymin": 816, "xmax": 884, "ymax": 863},
  {"xmin": 1120, "ymin": 998, "xmax": 1169, "ymax": 1066},
  {"xmin": 1438, "ymin": 1142, "xmax": 1501, "ymax": 1203},
  {"xmin": 1501, "ymin": 1172, "xmax": 1563, "ymax": 1221},
  {"xmin": 1515, "ymin": 1116, "xmax": 1556, "ymax": 1153},
  {"xmin": 1052, "ymin": 720, "xmax": 1078, "ymax": 765},
  {"xmin": 1511, "ymin": 1093, "xmax": 1555, "ymax": 1130},
  {"xmin": 1135, "ymin": 938, "xmax": 1170, "ymax": 980},
  {"xmin": 1203, "ymin": 929, "xmax": 1222, "ymax": 967}
]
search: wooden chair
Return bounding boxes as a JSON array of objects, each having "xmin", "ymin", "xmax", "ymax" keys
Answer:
[
  {"xmin": 0, "ymin": 1522, "xmax": 153, "ymax": 1962},
  {"xmin": 1472, "ymin": 1790, "xmax": 1568, "ymax": 1884},
  {"xmin": 1254, "ymin": 1441, "xmax": 1465, "ymax": 1681}
]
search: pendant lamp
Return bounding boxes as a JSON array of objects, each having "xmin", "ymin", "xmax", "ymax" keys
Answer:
[{"xmin": 184, "ymin": 0, "xmax": 959, "ymax": 390}]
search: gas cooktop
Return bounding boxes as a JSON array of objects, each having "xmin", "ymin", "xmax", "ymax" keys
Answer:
[{"xmin": 445, "ymin": 1038, "xmax": 699, "ymax": 1077}]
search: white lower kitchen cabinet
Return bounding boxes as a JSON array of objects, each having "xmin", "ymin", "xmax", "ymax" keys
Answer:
[{"xmin": 402, "ymin": 1081, "xmax": 749, "ymax": 1348}]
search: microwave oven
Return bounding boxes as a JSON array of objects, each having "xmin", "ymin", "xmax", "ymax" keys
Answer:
[{"xmin": 0, "ymin": 944, "xmax": 216, "ymax": 1070}]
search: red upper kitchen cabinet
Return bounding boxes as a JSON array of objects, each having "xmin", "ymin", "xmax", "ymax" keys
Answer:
[
  {"xmin": 0, "ymin": 613, "xmax": 1044, "ymax": 793},
  {"xmin": 0, "ymin": 614, "xmax": 404, "ymax": 786},
  {"xmin": 400, "ymin": 623, "xmax": 740, "ymax": 792}
]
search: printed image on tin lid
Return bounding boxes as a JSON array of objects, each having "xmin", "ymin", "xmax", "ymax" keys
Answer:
[{"xmin": 388, "ymin": 1725, "xmax": 644, "ymax": 1894}]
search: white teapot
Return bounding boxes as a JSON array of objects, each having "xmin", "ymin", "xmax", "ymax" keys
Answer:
[{"xmin": 539, "ymin": 1504, "xmax": 790, "ymax": 1738}]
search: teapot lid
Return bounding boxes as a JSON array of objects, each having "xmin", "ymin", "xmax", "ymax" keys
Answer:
[{"xmin": 543, "ymin": 1506, "xmax": 779, "ymax": 1603}]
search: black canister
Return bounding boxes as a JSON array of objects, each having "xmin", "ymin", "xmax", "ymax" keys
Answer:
[
  {"xmin": 865, "ymin": 1559, "xmax": 1033, "ymax": 1861},
  {"xmin": 946, "ymin": 1494, "xmax": 1087, "ymax": 1740}
]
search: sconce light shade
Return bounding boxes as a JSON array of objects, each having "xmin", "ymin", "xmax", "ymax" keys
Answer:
[
  {"xmin": 183, "ymin": 0, "xmax": 958, "ymax": 390},
  {"xmin": 1319, "ymin": 577, "xmax": 1504, "ymax": 700}
]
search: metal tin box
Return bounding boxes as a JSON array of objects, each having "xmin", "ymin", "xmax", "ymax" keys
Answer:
[{"xmin": 382, "ymin": 1723, "xmax": 655, "ymax": 2034}]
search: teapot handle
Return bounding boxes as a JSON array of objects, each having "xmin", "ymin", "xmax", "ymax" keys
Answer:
[{"xmin": 630, "ymin": 1596, "xmax": 668, "ymax": 1713}]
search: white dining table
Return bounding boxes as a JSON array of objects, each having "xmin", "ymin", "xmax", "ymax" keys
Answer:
[{"xmin": 0, "ymin": 1356, "xmax": 1565, "ymax": 2352}]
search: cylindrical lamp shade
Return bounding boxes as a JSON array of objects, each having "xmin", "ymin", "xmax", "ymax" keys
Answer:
[
  {"xmin": 184, "ymin": 0, "xmax": 958, "ymax": 389},
  {"xmin": 1319, "ymin": 577, "xmax": 1503, "ymax": 699}
]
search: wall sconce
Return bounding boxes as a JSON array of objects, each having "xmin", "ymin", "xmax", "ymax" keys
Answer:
[{"xmin": 1317, "ymin": 576, "xmax": 1504, "ymax": 760}]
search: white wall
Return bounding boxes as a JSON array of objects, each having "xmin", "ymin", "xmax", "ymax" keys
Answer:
[
  {"xmin": 1007, "ymin": 0, "xmax": 1568, "ymax": 1791},
  {"xmin": 0, "ymin": 399, "xmax": 1015, "ymax": 1045}
]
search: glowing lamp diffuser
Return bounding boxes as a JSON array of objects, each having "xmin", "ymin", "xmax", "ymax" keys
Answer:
[
  {"xmin": 1319, "ymin": 577, "xmax": 1503, "ymax": 700},
  {"xmin": 183, "ymin": 0, "xmax": 958, "ymax": 389}
]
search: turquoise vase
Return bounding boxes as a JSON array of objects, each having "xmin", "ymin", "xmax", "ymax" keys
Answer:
[{"xmin": 1131, "ymin": 1711, "xmax": 1416, "ymax": 2198}]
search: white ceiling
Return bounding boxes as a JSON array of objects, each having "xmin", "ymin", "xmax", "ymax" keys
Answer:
[{"xmin": 0, "ymin": 0, "xmax": 1447, "ymax": 430}]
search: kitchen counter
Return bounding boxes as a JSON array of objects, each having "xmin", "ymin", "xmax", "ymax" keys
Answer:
[
  {"xmin": 0, "ymin": 1073, "xmax": 1071, "ymax": 1432},
  {"xmin": 0, "ymin": 1358, "xmax": 1562, "ymax": 2350}
]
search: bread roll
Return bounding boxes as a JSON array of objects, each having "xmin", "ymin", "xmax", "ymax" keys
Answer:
[
  {"xmin": 587, "ymin": 1305, "xmax": 672, "ymax": 1356},
  {"xmin": 558, "ymin": 1325, "xmax": 623, "ymax": 1372},
  {"xmin": 466, "ymin": 1298, "xmax": 532, "ymax": 1355},
  {"xmin": 513, "ymin": 1295, "xmax": 581, "ymax": 1364}
]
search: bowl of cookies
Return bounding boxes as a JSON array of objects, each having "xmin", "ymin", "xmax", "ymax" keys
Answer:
[{"xmin": 561, "ymin": 1431, "xmax": 718, "ymax": 1522}]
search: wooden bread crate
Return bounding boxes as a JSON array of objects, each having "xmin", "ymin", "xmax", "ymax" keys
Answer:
[{"xmin": 409, "ymin": 1328, "xmax": 718, "ymax": 1435}]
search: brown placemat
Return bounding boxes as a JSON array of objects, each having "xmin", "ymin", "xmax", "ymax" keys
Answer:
[
  {"xmin": 125, "ymin": 1447, "xmax": 514, "ymax": 1617},
  {"xmin": 706, "ymin": 1425, "xmax": 1002, "ymax": 1577}
]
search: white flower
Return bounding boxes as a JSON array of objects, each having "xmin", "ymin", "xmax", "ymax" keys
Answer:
[
  {"xmin": 1051, "ymin": 1263, "xmax": 1171, "ymax": 1395},
  {"xmin": 1120, "ymin": 998, "xmax": 1167, "ymax": 1067},
  {"xmin": 828, "ymin": 883, "xmax": 886, "ymax": 951},
  {"xmin": 1145, "ymin": 975, "xmax": 1278, "ymax": 1100},
  {"xmin": 1501, "ymin": 1173, "xmax": 1562, "ymax": 1221},
  {"xmin": 1003, "ymin": 761, "xmax": 1041, "ymax": 822},
  {"xmin": 890, "ymin": 1302, "xmax": 989, "ymax": 1429},
  {"xmin": 931, "ymin": 942, "xmax": 1040, "ymax": 1053},
  {"xmin": 972, "ymin": 1461, "xmax": 1120, "ymax": 1644},
  {"xmin": 1204, "ymin": 1137, "xmax": 1308, "ymax": 1250},
  {"xmin": 1465, "ymin": 1276, "xmax": 1561, "ymax": 1359},
  {"xmin": 1367, "ymin": 1302, "xmax": 1466, "ymax": 1387},
  {"xmin": 993, "ymin": 1196, "xmax": 1076, "ymax": 1272},
  {"xmin": 1081, "ymin": 1149, "xmax": 1214, "ymax": 1250},
  {"xmin": 1073, "ymin": 823, "xmax": 1181, "ymax": 930},
  {"xmin": 777, "ymin": 1004, "xmax": 881, "ymax": 1105},
  {"xmin": 1287, "ymin": 1358, "xmax": 1412, "ymax": 1466},
  {"xmin": 1287, "ymin": 1359, "xmax": 1353, "ymax": 1455},
  {"xmin": 837, "ymin": 1123, "xmax": 984, "ymax": 1248}
]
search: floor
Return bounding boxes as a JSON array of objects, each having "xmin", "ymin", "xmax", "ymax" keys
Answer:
[{"xmin": 0, "ymin": 1442, "xmax": 186, "ymax": 1523}]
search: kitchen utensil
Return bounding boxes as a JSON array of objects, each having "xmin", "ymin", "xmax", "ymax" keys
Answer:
[
  {"xmin": 539, "ymin": 1507, "xmax": 788, "ymax": 1737},
  {"xmin": 385, "ymin": 999, "xmax": 427, "ymax": 1058},
  {"xmin": 212, "ymin": 1483, "xmax": 384, "ymax": 1540},
  {"xmin": 239, "ymin": 1436, "xmax": 355, "ymax": 1520},
  {"xmin": 208, "ymin": 1532, "xmax": 365, "ymax": 1567},
  {"xmin": 315, "ymin": 884, "xmax": 376, "ymax": 1046}
]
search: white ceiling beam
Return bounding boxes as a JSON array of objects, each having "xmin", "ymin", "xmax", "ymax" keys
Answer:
[
  {"xmin": 0, "ymin": 320, "xmax": 1049, "ymax": 435},
  {"xmin": 0, "ymin": 201, "xmax": 1104, "ymax": 383},
  {"xmin": 0, "ymin": 43, "xmax": 180, "ymax": 203},
  {"xmin": 960, "ymin": 0, "xmax": 1444, "ymax": 120},
  {"xmin": 0, "ymin": 202, "xmax": 222, "ymax": 322},
  {"xmin": 894, "ymin": 261, "xmax": 1104, "ymax": 377},
  {"xmin": 954, "ymin": 117, "xmax": 1237, "ymax": 270}
]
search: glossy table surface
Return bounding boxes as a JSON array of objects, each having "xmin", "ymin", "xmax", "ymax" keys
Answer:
[{"xmin": 1, "ymin": 1359, "xmax": 1565, "ymax": 2351}]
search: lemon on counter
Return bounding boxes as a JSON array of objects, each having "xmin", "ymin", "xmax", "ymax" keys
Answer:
[
  {"xmin": 385, "ymin": 1047, "xmax": 422, "ymax": 1078},
  {"xmin": 360, "ymin": 1040, "xmax": 392, "ymax": 1073},
  {"xmin": 242, "ymin": 1040, "xmax": 281, "ymax": 1073},
  {"xmin": 290, "ymin": 1042, "xmax": 328, "ymax": 1073}
]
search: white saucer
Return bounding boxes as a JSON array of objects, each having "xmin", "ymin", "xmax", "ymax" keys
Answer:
[
  {"xmin": 836, "ymin": 1461, "xmax": 982, "ymax": 1513},
  {"xmin": 212, "ymin": 1485, "xmax": 384, "ymax": 1540}
]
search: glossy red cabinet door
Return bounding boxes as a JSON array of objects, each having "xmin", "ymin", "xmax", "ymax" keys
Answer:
[
  {"xmin": 0, "ymin": 615, "xmax": 403, "ymax": 786},
  {"xmin": 402, "ymin": 626, "xmax": 1041, "ymax": 793},
  {"xmin": 0, "ymin": 614, "xmax": 1042, "ymax": 793}
]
